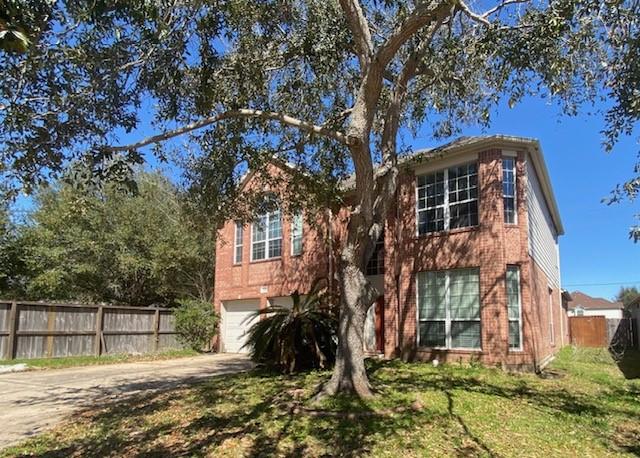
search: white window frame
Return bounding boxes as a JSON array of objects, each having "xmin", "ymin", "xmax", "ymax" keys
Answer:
[
  {"xmin": 234, "ymin": 222, "xmax": 243, "ymax": 264},
  {"xmin": 506, "ymin": 265, "xmax": 523, "ymax": 351},
  {"xmin": 365, "ymin": 233, "xmax": 385, "ymax": 275},
  {"xmin": 502, "ymin": 156, "xmax": 517, "ymax": 224},
  {"xmin": 290, "ymin": 212, "xmax": 303, "ymax": 256},
  {"xmin": 251, "ymin": 210, "xmax": 282, "ymax": 261},
  {"xmin": 416, "ymin": 162, "xmax": 479, "ymax": 236},
  {"xmin": 416, "ymin": 268, "xmax": 482, "ymax": 351}
]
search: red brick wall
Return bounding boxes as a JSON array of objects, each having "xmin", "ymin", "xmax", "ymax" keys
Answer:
[
  {"xmin": 525, "ymin": 257, "xmax": 567, "ymax": 367},
  {"xmin": 382, "ymin": 149, "xmax": 565, "ymax": 369},
  {"xmin": 214, "ymin": 149, "xmax": 567, "ymax": 369},
  {"xmin": 214, "ymin": 163, "xmax": 333, "ymax": 317}
]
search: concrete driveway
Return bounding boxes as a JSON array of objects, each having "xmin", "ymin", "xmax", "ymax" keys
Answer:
[{"xmin": 0, "ymin": 353, "xmax": 252, "ymax": 448}]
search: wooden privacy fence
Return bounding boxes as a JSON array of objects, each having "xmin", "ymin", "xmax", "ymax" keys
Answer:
[
  {"xmin": 607, "ymin": 318, "xmax": 635, "ymax": 349},
  {"xmin": 0, "ymin": 301, "xmax": 183, "ymax": 360},
  {"xmin": 569, "ymin": 316, "xmax": 608, "ymax": 347},
  {"xmin": 569, "ymin": 316, "xmax": 636, "ymax": 349}
]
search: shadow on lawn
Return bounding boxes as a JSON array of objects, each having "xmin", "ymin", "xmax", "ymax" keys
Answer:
[
  {"xmin": 13, "ymin": 361, "xmax": 640, "ymax": 458},
  {"xmin": 613, "ymin": 349, "xmax": 640, "ymax": 380}
]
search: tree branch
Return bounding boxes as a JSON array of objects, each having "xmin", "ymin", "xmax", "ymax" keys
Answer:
[
  {"xmin": 481, "ymin": 0, "xmax": 529, "ymax": 18},
  {"xmin": 339, "ymin": 0, "xmax": 374, "ymax": 69},
  {"xmin": 345, "ymin": 1, "xmax": 455, "ymax": 226},
  {"xmin": 379, "ymin": 16, "xmax": 447, "ymax": 170},
  {"xmin": 457, "ymin": 0, "xmax": 491, "ymax": 25},
  {"xmin": 376, "ymin": 0, "xmax": 456, "ymax": 66},
  {"xmin": 372, "ymin": 16, "xmax": 446, "ymax": 230},
  {"xmin": 104, "ymin": 109, "xmax": 351, "ymax": 152}
]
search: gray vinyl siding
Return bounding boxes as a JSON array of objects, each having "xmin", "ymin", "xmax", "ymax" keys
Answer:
[{"xmin": 526, "ymin": 159, "xmax": 560, "ymax": 287}]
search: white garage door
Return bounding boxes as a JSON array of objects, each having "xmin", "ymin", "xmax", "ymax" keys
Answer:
[{"xmin": 222, "ymin": 299, "xmax": 260, "ymax": 353}]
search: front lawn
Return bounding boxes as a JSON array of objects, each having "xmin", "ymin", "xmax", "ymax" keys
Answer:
[
  {"xmin": 3, "ymin": 347, "xmax": 639, "ymax": 457},
  {"xmin": 0, "ymin": 349, "xmax": 199, "ymax": 371}
]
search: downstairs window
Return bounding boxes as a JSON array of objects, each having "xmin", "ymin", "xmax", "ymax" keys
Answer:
[{"xmin": 417, "ymin": 268, "xmax": 481, "ymax": 349}]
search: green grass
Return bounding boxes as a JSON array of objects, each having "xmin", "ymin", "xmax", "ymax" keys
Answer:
[
  {"xmin": 3, "ymin": 347, "xmax": 639, "ymax": 457},
  {"xmin": 0, "ymin": 348, "xmax": 199, "ymax": 370}
]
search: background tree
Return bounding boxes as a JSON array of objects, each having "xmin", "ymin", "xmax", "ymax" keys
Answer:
[
  {"xmin": 2, "ymin": 0, "xmax": 639, "ymax": 397},
  {"xmin": 615, "ymin": 286, "xmax": 640, "ymax": 309},
  {"xmin": 0, "ymin": 197, "xmax": 27, "ymax": 296},
  {"xmin": 11, "ymin": 170, "xmax": 215, "ymax": 306}
]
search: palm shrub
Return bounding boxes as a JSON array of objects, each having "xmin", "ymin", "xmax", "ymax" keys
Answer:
[{"xmin": 244, "ymin": 283, "xmax": 337, "ymax": 373}]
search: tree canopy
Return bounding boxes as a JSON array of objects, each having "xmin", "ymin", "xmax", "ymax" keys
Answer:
[
  {"xmin": 616, "ymin": 286, "xmax": 640, "ymax": 309},
  {"xmin": 1, "ymin": 171, "xmax": 215, "ymax": 306},
  {"xmin": 1, "ymin": 1, "xmax": 638, "ymax": 220}
]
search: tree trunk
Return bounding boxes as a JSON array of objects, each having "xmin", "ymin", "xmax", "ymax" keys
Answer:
[{"xmin": 318, "ymin": 253, "xmax": 378, "ymax": 399}]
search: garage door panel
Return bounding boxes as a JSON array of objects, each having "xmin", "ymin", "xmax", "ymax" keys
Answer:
[{"xmin": 222, "ymin": 300, "xmax": 260, "ymax": 353}]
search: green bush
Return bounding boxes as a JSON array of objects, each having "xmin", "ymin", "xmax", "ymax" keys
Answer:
[
  {"xmin": 174, "ymin": 299, "xmax": 219, "ymax": 351},
  {"xmin": 244, "ymin": 286, "xmax": 337, "ymax": 373}
]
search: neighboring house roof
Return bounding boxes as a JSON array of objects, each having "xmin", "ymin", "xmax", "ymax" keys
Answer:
[
  {"xmin": 339, "ymin": 135, "xmax": 564, "ymax": 235},
  {"xmin": 567, "ymin": 291, "xmax": 624, "ymax": 311}
]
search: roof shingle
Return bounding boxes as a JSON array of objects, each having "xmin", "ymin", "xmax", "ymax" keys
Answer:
[{"xmin": 567, "ymin": 291, "xmax": 623, "ymax": 311}]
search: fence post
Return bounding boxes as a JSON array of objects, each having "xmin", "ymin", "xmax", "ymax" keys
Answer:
[
  {"xmin": 94, "ymin": 305, "xmax": 103, "ymax": 356},
  {"xmin": 6, "ymin": 301, "xmax": 18, "ymax": 360},
  {"xmin": 153, "ymin": 308, "xmax": 160, "ymax": 352},
  {"xmin": 46, "ymin": 305, "xmax": 56, "ymax": 358}
]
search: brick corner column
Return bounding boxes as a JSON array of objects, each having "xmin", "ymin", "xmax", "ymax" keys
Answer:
[{"xmin": 478, "ymin": 149, "xmax": 508, "ymax": 363}]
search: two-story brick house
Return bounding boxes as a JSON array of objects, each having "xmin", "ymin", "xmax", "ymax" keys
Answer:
[{"xmin": 214, "ymin": 135, "xmax": 569, "ymax": 370}]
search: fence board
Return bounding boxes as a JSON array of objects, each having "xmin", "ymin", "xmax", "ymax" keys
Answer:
[
  {"xmin": 18, "ymin": 305, "xmax": 48, "ymax": 331},
  {"xmin": 0, "ymin": 303, "xmax": 9, "ymax": 359},
  {"xmin": 0, "ymin": 335, "xmax": 6, "ymax": 358},
  {"xmin": 103, "ymin": 309, "xmax": 154, "ymax": 332},
  {"xmin": 15, "ymin": 335, "xmax": 46, "ymax": 359},
  {"xmin": 569, "ymin": 316, "xmax": 608, "ymax": 347},
  {"xmin": 159, "ymin": 312, "xmax": 176, "ymax": 331},
  {"xmin": 158, "ymin": 333, "xmax": 181, "ymax": 351},
  {"xmin": 0, "ymin": 301, "xmax": 183, "ymax": 360},
  {"xmin": 55, "ymin": 306, "xmax": 96, "ymax": 331},
  {"xmin": 0, "ymin": 303, "xmax": 10, "ymax": 331},
  {"xmin": 103, "ymin": 334, "xmax": 154, "ymax": 355},
  {"xmin": 52, "ymin": 335, "xmax": 95, "ymax": 357}
]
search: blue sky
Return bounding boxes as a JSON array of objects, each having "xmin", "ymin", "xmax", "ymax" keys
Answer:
[{"xmin": 415, "ymin": 96, "xmax": 640, "ymax": 301}]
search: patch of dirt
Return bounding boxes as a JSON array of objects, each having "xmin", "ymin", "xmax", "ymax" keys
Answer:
[
  {"xmin": 613, "ymin": 422, "xmax": 640, "ymax": 454},
  {"xmin": 538, "ymin": 369, "xmax": 566, "ymax": 380}
]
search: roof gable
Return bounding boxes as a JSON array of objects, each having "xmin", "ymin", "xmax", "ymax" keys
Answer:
[{"xmin": 567, "ymin": 291, "xmax": 624, "ymax": 310}]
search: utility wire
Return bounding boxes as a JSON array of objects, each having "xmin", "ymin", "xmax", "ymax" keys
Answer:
[{"xmin": 563, "ymin": 280, "xmax": 640, "ymax": 287}]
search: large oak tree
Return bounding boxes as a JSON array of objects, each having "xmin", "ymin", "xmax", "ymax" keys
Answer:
[{"xmin": 1, "ymin": 0, "xmax": 638, "ymax": 396}]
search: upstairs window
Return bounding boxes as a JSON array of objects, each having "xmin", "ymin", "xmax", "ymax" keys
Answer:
[
  {"xmin": 366, "ymin": 234, "xmax": 385, "ymax": 275},
  {"xmin": 291, "ymin": 212, "xmax": 303, "ymax": 256},
  {"xmin": 503, "ymin": 157, "xmax": 516, "ymax": 224},
  {"xmin": 234, "ymin": 222, "xmax": 243, "ymax": 264},
  {"xmin": 251, "ymin": 209, "xmax": 282, "ymax": 261},
  {"xmin": 417, "ymin": 268, "xmax": 481, "ymax": 349},
  {"xmin": 417, "ymin": 163, "xmax": 478, "ymax": 235}
]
